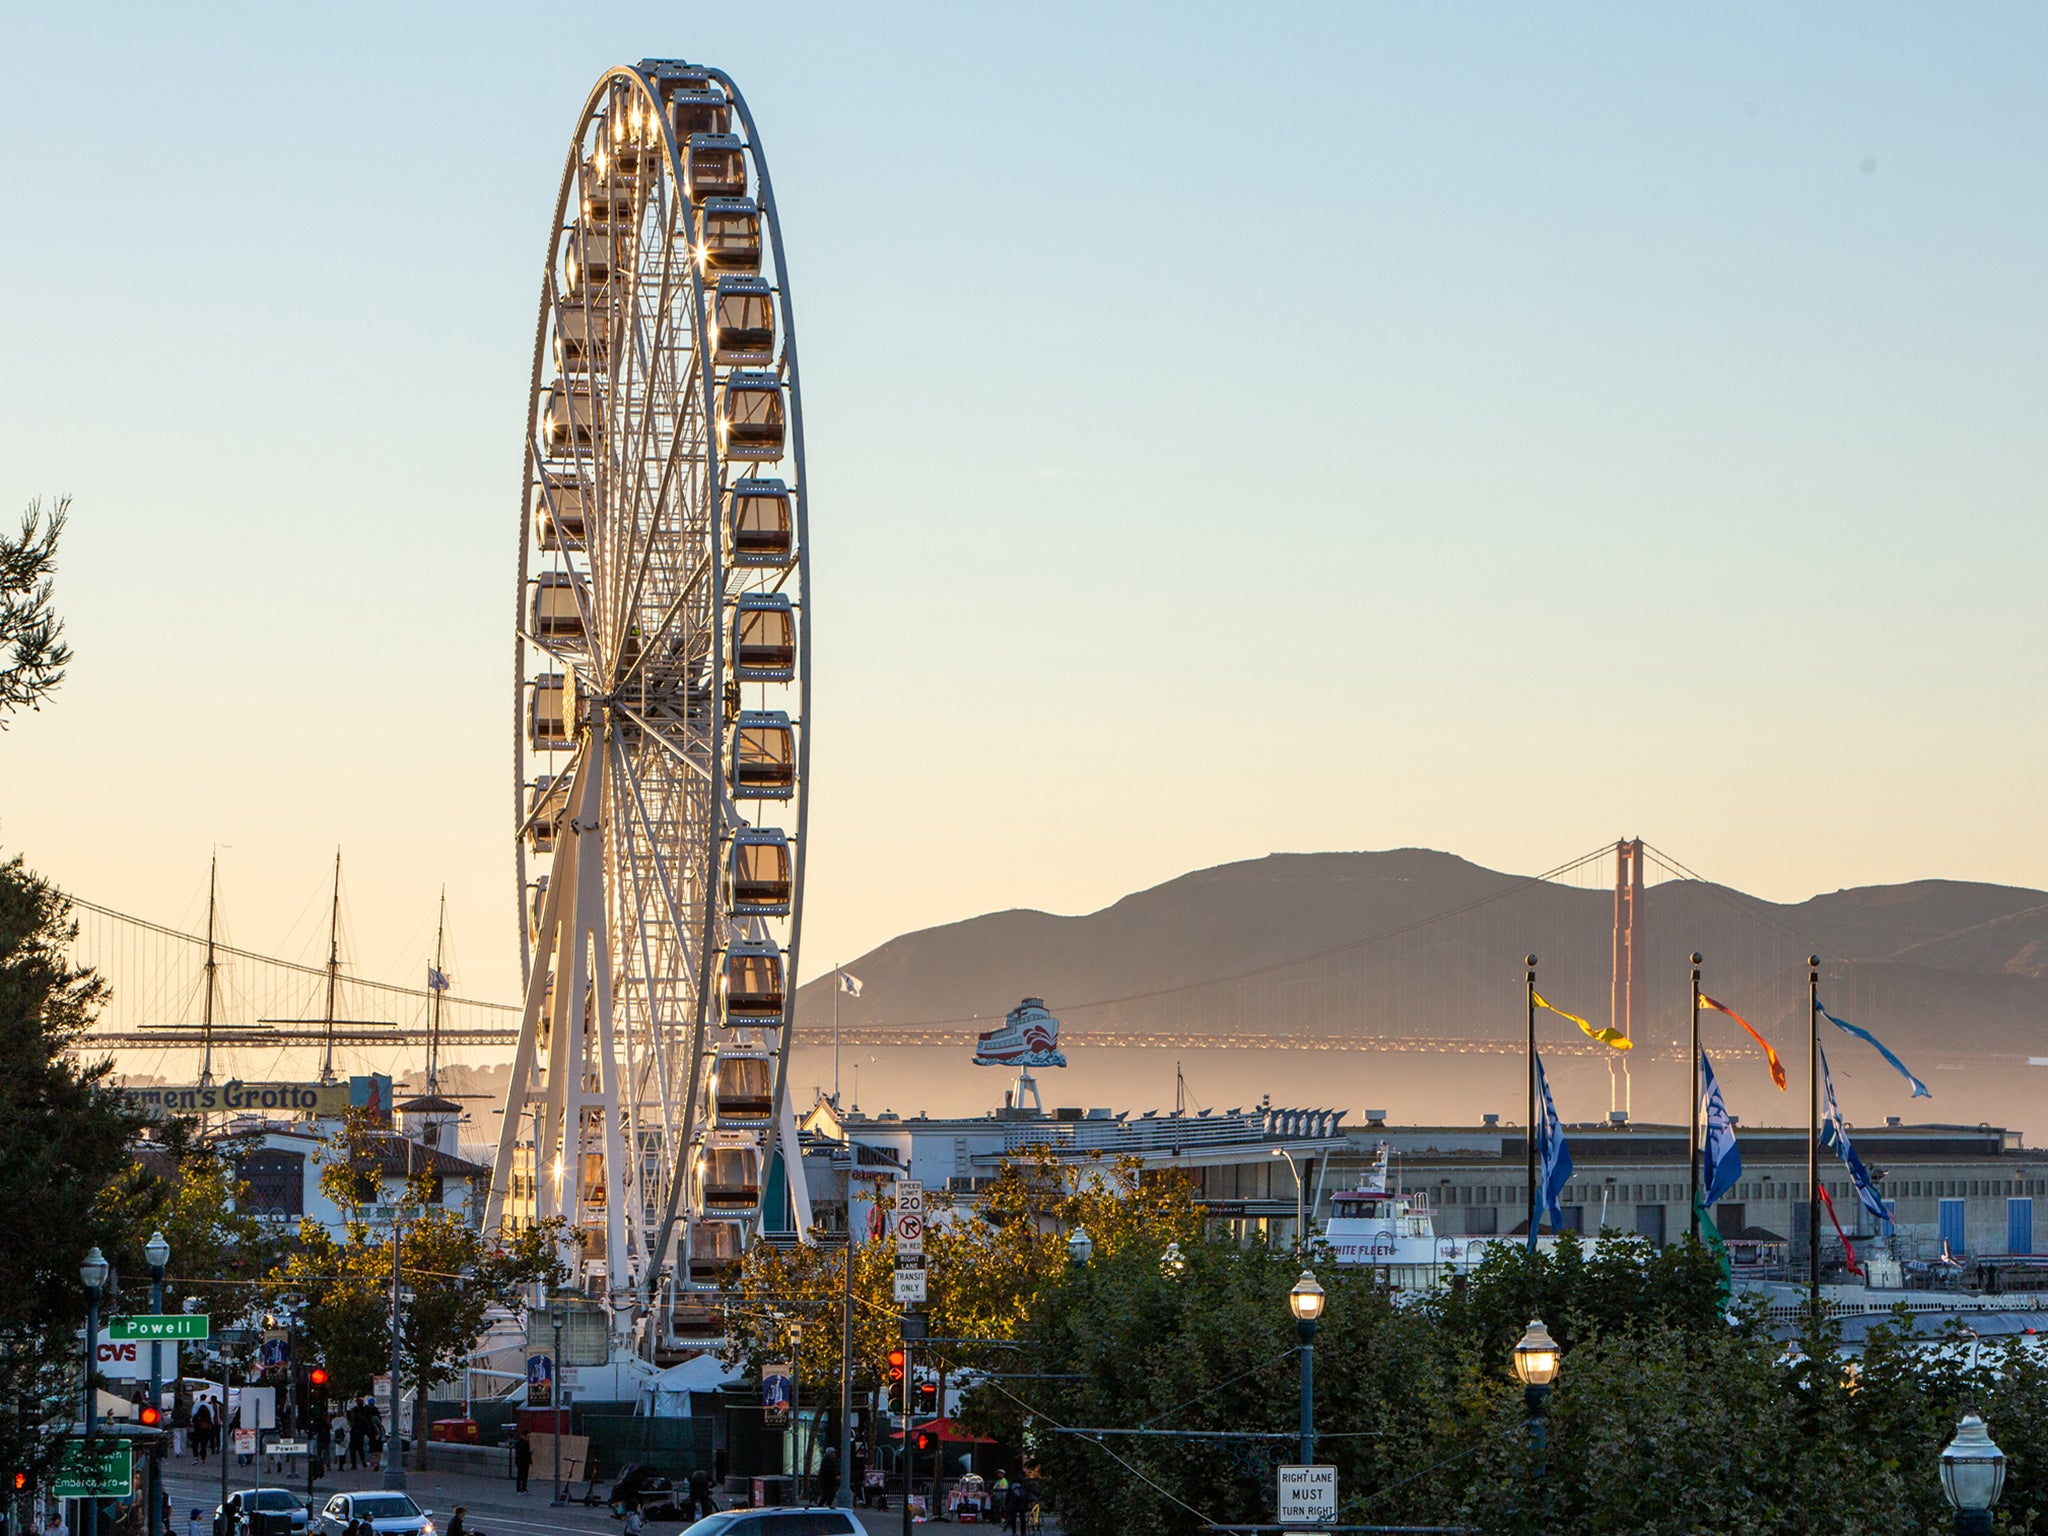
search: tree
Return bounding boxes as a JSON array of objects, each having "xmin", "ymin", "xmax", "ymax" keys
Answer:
[
  {"xmin": 0, "ymin": 850, "xmax": 139, "ymax": 1494},
  {"xmin": 1, "ymin": 499, "xmax": 73, "ymax": 726},
  {"xmin": 276, "ymin": 1117, "xmax": 566, "ymax": 1464}
]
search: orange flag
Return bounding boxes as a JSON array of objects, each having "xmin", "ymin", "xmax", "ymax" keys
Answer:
[{"xmin": 1699, "ymin": 994, "xmax": 1788, "ymax": 1091}]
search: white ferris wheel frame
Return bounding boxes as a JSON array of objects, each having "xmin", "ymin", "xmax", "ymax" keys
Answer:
[{"xmin": 484, "ymin": 57, "xmax": 814, "ymax": 1337}]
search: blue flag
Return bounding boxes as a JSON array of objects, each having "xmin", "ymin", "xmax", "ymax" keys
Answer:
[
  {"xmin": 1819, "ymin": 1046, "xmax": 1892, "ymax": 1227},
  {"xmin": 1529, "ymin": 1051, "xmax": 1573, "ymax": 1251},
  {"xmin": 1700, "ymin": 1050, "xmax": 1743, "ymax": 1209},
  {"xmin": 1817, "ymin": 1000, "xmax": 1931, "ymax": 1099}
]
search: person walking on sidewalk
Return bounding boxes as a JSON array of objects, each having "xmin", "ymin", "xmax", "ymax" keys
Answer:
[{"xmin": 512, "ymin": 1432, "xmax": 533, "ymax": 1494}]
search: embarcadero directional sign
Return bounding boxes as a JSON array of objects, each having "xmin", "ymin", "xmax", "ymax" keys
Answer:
[{"xmin": 110, "ymin": 1315, "xmax": 210, "ymax": 1341}]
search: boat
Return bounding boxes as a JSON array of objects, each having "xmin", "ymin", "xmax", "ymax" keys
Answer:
[
  {"xmin": 972, "ymin": 998, "xmax": 1067, "ymax": 1068},
  {"xmin": 1322, "ymin": 1144, "xmax": 1525, "ymax": 1289}
]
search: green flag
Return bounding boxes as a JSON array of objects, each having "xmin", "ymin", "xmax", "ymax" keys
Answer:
[{"xmin": 1694, "ymin": 1195, "xmax": 1732, "ymax": 1298}]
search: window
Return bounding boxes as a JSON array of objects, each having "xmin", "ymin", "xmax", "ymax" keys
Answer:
[
  {"xmin": 241, "ymin": 1150, "xmax": 305, "ymax": 1218},
  {"xmin": 1716, "ymin": 1202, "xmax": 1746, "ymax": 1235},
  {"xmin": 1466, "ymin": 1207, "xmax": 1497, "ymax": 1236}
]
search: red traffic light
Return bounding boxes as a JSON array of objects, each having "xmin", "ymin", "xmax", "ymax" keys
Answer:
[
  {"xmin": 14, "ymin": 1472, "xmax": 26, "ymax": 1491},
  {"xmin": 886, "ymin": 1349, "xmax": 905, "ymax": 1384},
  {"xmin": 309, "ymin": 1368, "xmax": 329, "ymax": 1388},
  {"xmin": 915, "ymin": 1434, "xmax": 931, "ymax": 1452},
  {"xmin": 139, "ymin": 1406, "xmax": 162, "ymax": 1428}
]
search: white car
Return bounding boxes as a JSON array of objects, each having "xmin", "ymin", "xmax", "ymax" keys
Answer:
[
  {"xmin": 314, "ymin": 1493, "xmax": 435, "ymax": 1536},
  {"xmin": 682, "ymin": 1511, "xmax": 861, "ymax": 1536}
]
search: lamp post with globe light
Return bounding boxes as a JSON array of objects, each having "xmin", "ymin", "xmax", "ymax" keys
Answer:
[
  {"xmin": 80, "ymin": 1246, "xmax": 110, "ymax": 1536},
  {"xmin": 1511, "ymin": 1320, "xmax": 1562, "ymax": 1485},
  {"xmin": 1287, "ymin": 1272, "xmax": 1325, "ymax": 1466},
  {"xmin": 1066, "ymin": 1228, "xmax": 1093, "ymax": 1268},
  {"xmin": 1940, "ymin": 1414, "xmax": 2006, "ymax": 1536},
  {"xmin": 145, "ymin": 1233, "xmax": 170, "ymax": 1536}
]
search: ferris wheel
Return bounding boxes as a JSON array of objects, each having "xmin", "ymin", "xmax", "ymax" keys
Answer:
[{"xmin": 484, "ymin": 58, "xmax": 812, "ymax": 1336}]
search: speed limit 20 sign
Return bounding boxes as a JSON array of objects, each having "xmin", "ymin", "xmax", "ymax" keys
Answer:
[{"xmin": 893, "ymin": 1180, "xmax": 925, "ymax": 1256}]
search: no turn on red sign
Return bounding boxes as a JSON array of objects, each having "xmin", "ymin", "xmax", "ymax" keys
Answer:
[{"xmin": 893, "ymin": 1180, "xmax": 925, "ymax": 1256}]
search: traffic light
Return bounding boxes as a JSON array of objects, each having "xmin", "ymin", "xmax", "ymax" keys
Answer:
[
  {"xmin": 915, "ymin": 1379, "xmax": 937, "ymax": 1409},
  {"xmin": 139, "ymin": 1406, "xmax": 162, "ymax": 1428},
  {"xmin": 886, "ymin": 1349, "xmax": 905, "ymax": 1385},
  {"xmin": 309, "ymin": 1368, "xmax": 328, "ymax": 1389},
  {"xmin": 915, "ymin": 1433, "xmax": 931, "ymax": 1453},
  {"xmin": 13, "ymin": 1472, "xmax": 25, "ymax": 1491}
]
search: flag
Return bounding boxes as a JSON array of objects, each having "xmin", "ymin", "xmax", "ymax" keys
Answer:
[
  {"xmin": 1528, "ymin": 1051, "xmax": 1574, "ymax": 1251},
  {"xmin": 1533, "ymin": 992, "xmax": 1632, "ymax": 1050},
  {"xmin": 1818, "ymin": 1045, "xmax": 1891, "ymax": 1227},
  {"xmin": 1699, "ymin": 1050, "xmax": 1744, "ymax": 1208},
  {"xmin": 427, "ymin": 966, "xmax": 450, "ymax": 993},
  {"xmin": 1693, "ymin": 1194, "xmax": 1733, "ymax": 1291},
  {"xmin": 1699, "ymin": 994, "xmax": 1787, "ymax": 1090},
  {"xmin": 1815, "ymin": 1182, "xmax": 1862, "ymax": 1277},
  {"xmin": 838, "ymin": 971, "xmax": 863, "ymax": 997},
  {"xmin": 1817, "ymin": 1000, "xmax": 1931, "ymax": 1099}
]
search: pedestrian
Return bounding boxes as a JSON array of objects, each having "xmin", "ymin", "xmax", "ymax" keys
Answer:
[
  {"xmin": 621, "ymin": 1510, "xmax": 643, "ymax": 1536},
  {"xmin": 366, "ymin": 1403, "xmax": 385, "ymax": 1462},
  {"xmin": 43, "ymin": 1511, "xmax": 65, "ymax": 1536},
  {"xmin": 445, "ymin": 1509, "xmax": 468, "ymax": 1536},
  {"xmin": 1004, "ymin": 1475, "xmax": 1025, "ymax": 1535},
  {"xmin": 685, "ymin": 1467, "xmax": 715, "ymax": 1521},
  {"xmin": 850, "ymin": 1449, "xmax": 869, "ymax": 1509},
  {"xmin": 818, "ymin": 1447, "xmax": 839, "ymax": 1509},
  {"xmin": 191, "ymin": 1402, "xmax": 214, "ymax": 1464},
  {"xmin": 187, "ymin": 1509, "xmax": 204, "ymax": 1536},
  {"xmin": 511, "ymin": 1432, "xmax": 532, "ymax": 1495}
]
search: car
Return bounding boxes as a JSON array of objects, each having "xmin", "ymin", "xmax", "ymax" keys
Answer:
[
  {"xmin": 313, "ymin": 1493, "xmax": 435, "ymax": 1536},
  {"xmin": 680, "ymin": 1511, "xmax": 861, "ymax": 1536},
  {"xmin": 216, "ymin": 1491, "xmax": 310, "ymax": 1536}
]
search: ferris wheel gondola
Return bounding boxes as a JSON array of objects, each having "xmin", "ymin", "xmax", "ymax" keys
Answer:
[{"xmin": 485, "ymin": 58, "xmax": 813, "ymax": 1345}]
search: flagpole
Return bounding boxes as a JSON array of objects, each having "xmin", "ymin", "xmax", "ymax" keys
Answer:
[
  {"xmin": 833, "ymin": 964, "xmax": 842, "ymax": 1108},
  {"xmin": 1808, "ymin": 955, "xmax": 1821, "ymax": 1305},
  {"xmin": 1526, "ymin": 954, "xmax": 1538, "ymax": 1242},
  {"xmin": 1688, "ymin": 952, "xmax": 1703, "ymax": 1241}
]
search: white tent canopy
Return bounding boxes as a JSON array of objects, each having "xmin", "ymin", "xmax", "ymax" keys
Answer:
[{"xmin": 644, "ymin": 1355, "xmax": 742, "ymax": 1417}]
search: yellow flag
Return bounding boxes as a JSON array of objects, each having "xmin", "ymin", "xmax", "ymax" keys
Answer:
[{"xmin": 1533, "ymin": 992, "xmax": 1633, "ymax": 1050}]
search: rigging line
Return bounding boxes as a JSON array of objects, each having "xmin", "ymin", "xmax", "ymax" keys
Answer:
[
  {"xmin": 65, "ymin": 896, "xmax": 520, "ymax": 1013},
  {"xmin": 866, "ymin": 842, "xmax": 1620, "ymax": 1029}
]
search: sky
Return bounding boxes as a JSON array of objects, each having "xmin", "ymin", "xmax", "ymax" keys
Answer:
[{"xmin": 2, "ymin": 3, "xmax": 2044, "ymax": 1008}]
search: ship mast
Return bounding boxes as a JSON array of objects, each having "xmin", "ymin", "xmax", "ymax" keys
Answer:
[
  {"xmin": 319, "ymin": 849, "xmax": 343, "ymax": 1084},
  {"xmin": 425, "ymin": 887, "xmax": 447, "ymax": 1096},
  {"xmin": 198, "ymin": 852, "xmax": 221, "ymax": 1087}
]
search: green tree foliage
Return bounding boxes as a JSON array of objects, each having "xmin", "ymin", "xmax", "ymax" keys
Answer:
[
  {"xmin": 1, "ymin": 498, "xmax": 73, "ymax": 725},
  {"xmin": 996, "ymin": 1213, "xmax": 2048, "ymax": 1536},
  {"xmin": 276, "ymin": 1117, "xmax": 565, "ymax": 1462},
  {"xmin": 0, "ymin": 850, "xmax": 138, "ymax": 1491}
]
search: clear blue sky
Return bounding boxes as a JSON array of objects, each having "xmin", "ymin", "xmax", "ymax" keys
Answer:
[{"xmin": 2, "ymin": 3, "xmax": 2044, "ymax": 1001}]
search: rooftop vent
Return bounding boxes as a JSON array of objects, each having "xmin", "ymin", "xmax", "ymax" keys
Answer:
[
  {"xmin": 1886, "ymin": 1116, "xmax": 1902, "ymax": 1127},
  {"xmin": 1482, "ymin": 1114, "xmax": 1500, "ymax": 1128},
  {"xmin": 1365, "ymin": 1109, "xmax": 1387, "ymax": 1125},
  {"xmin": 1609, "ymin": 1111, "xmax": 1629, "ymax": 1125}
]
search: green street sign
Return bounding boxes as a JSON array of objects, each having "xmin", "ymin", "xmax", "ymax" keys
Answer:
[
  {"xmin": 55, "ymin": 1440, "xmax": 132, "ymax": 1499},
  {"xmin": 109, "ymin": 1315, "xmax": 209, "ymax": 1341}
]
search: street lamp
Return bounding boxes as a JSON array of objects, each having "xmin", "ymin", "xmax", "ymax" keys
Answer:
[
  {"xmin": 1510, "ymin": 1319, "xmax": 1562, "ymax": 1486},
  {"xmin": 1287, "ymin": 1271, "xmax": 1324, "ymax": 1467},
  {"xmin": 1066, "ymin": 1228, "xmax": 1093, "ymax": 1267},
  {"xmin": 80, "ymin": 1246, "xmax": 109, "ymax": 1536},
  {"xmin": 146, "ymin": 1233, "xmax": 171, "ymax": 1536},
  {"xmin": 1940, "ymin": 1414, "xmax": 2006, "ymax": 1536},
  {"xmin": 1160, "ymin": 1242, "xmax": 1187, "ymax": 1280},
  {"xmin": 1272, "ymin": 1147, "xmax": 1307, "ymax": 1258}
]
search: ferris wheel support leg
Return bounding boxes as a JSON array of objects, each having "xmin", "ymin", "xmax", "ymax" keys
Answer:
[
  {"xmin": 541, "ymin": 763, "xmax": 603, "ymax": 1278},
  {"xmin": 584, "ymin": 899, "xmax": 641, "ymax": 1336},
  {"xmin": 776, "ymin": 1082, "xmax": 814, "ymax": 1238},
  {"xmin": 483, "ymin": 880, "xmax": 564, "ymax": 1233}
]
